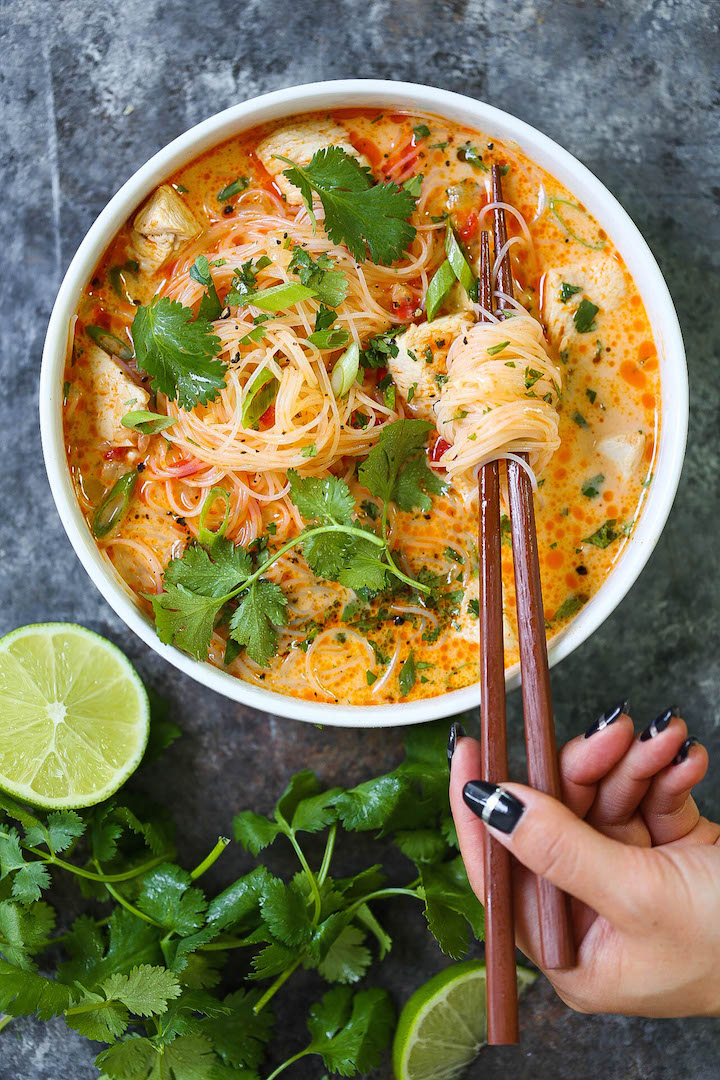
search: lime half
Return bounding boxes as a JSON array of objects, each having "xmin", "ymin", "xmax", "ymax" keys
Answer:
[
  {"xmin": 0, "ymin": 624, "xmax": 149, "ymax": 809},
  {"xmin": 393, "ymin": 961, "xmax": 537, "ymax": 1080}
]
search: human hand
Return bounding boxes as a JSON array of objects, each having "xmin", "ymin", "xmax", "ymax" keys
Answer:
[{"xmin": 448, "ymin": 704, "xmax": 720, "ymax": 1017}]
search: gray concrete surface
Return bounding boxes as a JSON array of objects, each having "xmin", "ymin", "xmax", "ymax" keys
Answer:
[{"xmin": 1, "ymin": 0, "xmax": 719, "ymax": 1076}]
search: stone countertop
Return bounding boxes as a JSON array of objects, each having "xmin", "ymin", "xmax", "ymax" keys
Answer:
[{"xmin": 1, "ymin": 0, "xmax": 719, "ymax": 1076}]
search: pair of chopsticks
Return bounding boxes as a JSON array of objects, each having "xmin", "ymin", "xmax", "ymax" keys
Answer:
[{"xmin": 478, "ymin": 167, "xmax": 575, "ymax": 1045}]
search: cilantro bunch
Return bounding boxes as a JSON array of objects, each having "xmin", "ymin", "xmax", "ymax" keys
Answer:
[
  {"xmin": 148, "ymin": 419, "xmax": 447, "ymax": 669},
  {"xmin": 0, "ymin": 707, "xmax": 482, "ymax": 1079}
]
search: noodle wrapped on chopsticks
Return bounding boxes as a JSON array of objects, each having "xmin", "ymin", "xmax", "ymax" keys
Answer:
[{"xmin": 435, "ymin": 314, "xmax": 562, "ymax": 484}]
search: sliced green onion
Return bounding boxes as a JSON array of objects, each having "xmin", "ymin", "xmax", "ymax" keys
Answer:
[
  {"xmin": 217, "ymin": 177, "xmax": 249, "ymax": 202},
  {"xmin": 63, "ymin": 381, "xmax": 71, "ymax": 405},
  {"xmin": 425, "ymin": 259, "xmax": 455, "ymax": 320},
  {"xmin": 92, "ymin": 470, "xmax": 138, "ymax": 538},
  {"xmin": 108, "ymin": 260, "xmax": 139, "ymax": 303},
  {"xmin": 487, "ymin": 340, "xmax": 510, "ymax": 356},
  {"xmin": 549, "ymin": 198, "xmax": 606, "ymax": 250},
  {"xmin": 330, "ymin": 342, "xmax": 360, "ymax": 397},
  {"xmin": 86, "ymin": 325, "xmax": 133, "ymax": 361},
  {"xmin": 445, "ymin": 227, "xmax": 475, "ymax": 294},
  {"xmin": 308, "ymin": 327, "xmax": 350, "ymax": 349},
  {"xmin": 121, "ymin": 410, "xmax": 177, "ymax": 435},
  {"xmin": 241, "ymin": 368, "xmax": 279, "ymax": 428},
  {"xmin": 403, "ymin": 174, "xmax": 424, "ymax": 197},
  {"xmin": 198, "ymin": 486, "xmax": 230, "ymax": 546},
  {"xmin": 301, "ymin": 444, "xmax": 318, "ymax": 458},
  {"xmin": 228, "ymin": 281, "xmax": 315, "ymax": 312}
]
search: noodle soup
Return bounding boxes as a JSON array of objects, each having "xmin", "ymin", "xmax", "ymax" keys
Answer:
[{"xmin": 64, "ymin": 107, "xmax": 659, "ymax": 705}]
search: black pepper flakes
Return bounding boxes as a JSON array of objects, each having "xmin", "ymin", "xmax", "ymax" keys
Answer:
[
  {"xmin": 576, "ymin": 565, "xmax": 588, "ymax": 575},
  {"xmin": 223, "ymin": 205, "xmax": 234, "ymax": 216}
]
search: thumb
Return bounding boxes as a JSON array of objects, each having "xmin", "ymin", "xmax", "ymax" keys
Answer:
[{"xmin": 463, "ymin": 779, "xmax": 644, "ymax": 927}]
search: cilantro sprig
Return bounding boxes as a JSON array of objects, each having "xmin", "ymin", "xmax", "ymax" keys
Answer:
[
  {"xmin": 147, "ymin": 420, "xmax": 446, "ymax": 666},
  {"xmin": 132, "ymin": 296, "xmax": 226, "ymax": 410},
  {"xmin": 276, "ymin": 146, "xmax": 417, "ymax": 265}
]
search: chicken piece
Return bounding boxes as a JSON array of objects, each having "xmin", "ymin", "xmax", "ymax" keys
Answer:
[
  {"xmin": 130, "ymin": 185, "xmax": 201, "ymax": 276},
  {"xmin": 389, "ymin": 314, "xmax": 474, "ymax": 422},
  {"xmin": 542, "ymin": 251, "xmax": 627, "ymax": 355},
  {"xmin": 597, "ymin": 431, "xmax": 645, "ymax": 479},
  {"xmin": 256, "ymin": 119, "xmax": 371, "ymax": 204},
  {"xmin": 80, "ymin": 345, "xmax": 149, "ymax": 446}
]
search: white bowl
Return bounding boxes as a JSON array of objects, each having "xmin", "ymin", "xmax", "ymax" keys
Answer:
[{"xmin": 40, "ymin": 80, "xmax": 688, "ymax": 728}]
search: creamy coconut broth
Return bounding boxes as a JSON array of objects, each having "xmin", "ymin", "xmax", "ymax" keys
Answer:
[{"xmin": 64, "ymin": 108, "xmax": 659, "ymax": 704}]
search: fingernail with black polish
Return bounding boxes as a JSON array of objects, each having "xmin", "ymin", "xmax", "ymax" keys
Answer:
[
  {"xmin": 639, "ymin": 705, "xmax": 680, "ymax": 742},
  {"xmin": 447, "ymin": 722, "xmax": 466, "ymax": 768},
  {"xmin": 584, "ymin": 698, "xmax": 630, "ymax": 739},
  {"xmin": 462, "ymin": 780, "xmax": 526, "ymax": 834},
  {"xmin": 672, "ymin": 736, "xmax": 699, "ymax": 765}
]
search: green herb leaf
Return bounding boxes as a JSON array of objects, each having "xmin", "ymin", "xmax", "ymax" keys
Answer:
[
  {"xmin": 288, "ymin": 470, "xmax": 355, "ymax": 525},
  {"xmin": 559, "ymin": 282, "xmax": 583, "ymax": 303},
  {"xmin": 552, "ymin": 594, "xmax": 587, "ymax": 622},
  {"xmin": 289, "ymin": 245, "xmax": 349, "ymax": 307},
  {"xmin": 132, "ymin": 297, "xmax": 226, "ymax": 409},
  {"xmin": 583, "ymin": 519, "xmax": 619, "ymax": 548},
  {"xmin": 229, "ymin": 580, "xmax": 288, "ymax": 666},
  {"xmin": 581, "ymin": 473, "xmax": 605, "ymax": 498},
  {"xmin": 398, "ymin": 652, "xmax": 416, "ymax": 697},
  {"xmin": 359, "ymin": 419, "xmax": 445, "ymax": 513},
  {"xmin": 573, "ymin": 297, "xmax": 600, "ymax": 333},
  {"xmin": 278, "ymin": 147, "xmax": 417, "ymax": 264},
  {"xmin": 360, "ymin": 325, "xmax": 406, "ymax": 370},
  {"xmin": 305, "ymin": 986, "xmax": 395, "ymax": 1075},
  {"xmin": 413, "ymin": 123, "xmax": 431, "ymax": 139}
]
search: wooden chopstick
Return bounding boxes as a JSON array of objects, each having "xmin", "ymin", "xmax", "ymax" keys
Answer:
[
  {"xmin": 490, "ymin": 165, "xmax": 576, "ymax": 971},
  {"xmin": 477, "ymin": 230, "xmax": 519, "ymax": 1045}
]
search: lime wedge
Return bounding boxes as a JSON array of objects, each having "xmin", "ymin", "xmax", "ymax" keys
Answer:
[
  {"xmin": 393, "ymin": 960, "xmax": 536, "ymax": 1080},
  {"xmin": 0, "ymin": 623, "xmax": 149, "ymax": 809}
]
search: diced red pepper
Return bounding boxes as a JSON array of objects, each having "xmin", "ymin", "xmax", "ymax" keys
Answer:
[
  {"xmin": 259, "ymin": 405, "xmax": 275, "ymax": 428},
  {"xmin": 459, "ymin": 210, "xmax": 479, "ymax": 242},
  {"xmin": 393, "ymin": 297, "xmax": 416, "ymax": 320},
  {"xmin": 430, "ymin": 437, "xmax": 451, "ymax": 463},
  {"xmin": 104, "ymin": 447, "xmax": 126, "ymax": 461}
]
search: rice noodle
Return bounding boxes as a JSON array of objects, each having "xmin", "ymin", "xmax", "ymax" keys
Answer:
[{"xmin": 435, "ymin": 314, "xmax": 562, "ymax": 483}]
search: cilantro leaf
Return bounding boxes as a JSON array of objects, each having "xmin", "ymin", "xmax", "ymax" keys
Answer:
[
  {"xmin": 58, "ymin": 908, "xmax": 163, "ymax": 990},
  {"xmin": 559, "ymin": 281, "xmax": 583, "ymax": 303},
  {"xmin": 573, "ymin": 297, "xmax": 599, "ymax": 333},
  {"xmin": 0, "ymin": 958, "xmax": 76, "ymax": 1019},
  {"xmin": 200, "ymin": 987, "xmax": 274, "ymax": 1069},
  {"xmin": 233, "ymin": 811, "xmax": 282, "ymax": 855},
  {"xmin": 164, "ymin": 539, "xmax": 252, "ymax": 598},
  {"xmin": 420, "ymin": 855, "xmax": 485, "ymax": 958},
  {"xmin": 278, "ymin": 147, "xmax": 417, "ymax": 264},
  {"xmin": 289, "ymin": 245, "xmax": 349, "ymax": 307},
  {"xmin": 334, "ymin": 775, "xmax": 407, "ymax": 834},
  {"xmin": 190, "ymin": 255, "xmax": 222, "ymax": 322},
  {"xmin": 394, "ymin": 829, "xmax": 449, "ymax": 865},
  {"xmin": 288, "ymin": 470, "xmax": 355, "ymax": 525},
  {"xmin": 317, "ymin": 925, "xmax": 372, "ymax": 984},
  {"xmin": 360, "ymin": 325, "xmax": 405, "ymax": 370},
  {"xmin": 205, "ymin": 866, "xmax": 272, "ymax": 932},
  {"xmin": 393, "ymin": 452, "xmax": 446, "ymax": 512},
  {"xmin": 137, "ymin": 863, "xmax": 207, "ymax": 935},
  {"xmin": 132, "ymin": 296, "xmax": 226, "ymax": 409},
  {"xmin": 24, "ymin": 810, "xmax": 85, "ymax": 854},
  {"xmin": 290, "ymin": 788, "xmax": 342, "ymax": 835},
  {"xmin": 12, "ymin": 862, "xmax": 50, "ymax": 903},
  {"xmin": 150, "ymin": 584, "xmax": 227, "ymax": 659},
  {"xmin": 229, "ymin": 579, "xmax": 288, "ymax": 666},
  {"xmin": 336, "ymin": 539, "xmax": 390, "ymax": 593},
  {"xmin": 358, "ymin": 418, "xmax": 438, "ymax": 509},
  {"xmin": 259, "ymin": 879, "xmax": 312, "ymax": 946},
  {"xmin": 96, "ymin": 1034, "xmax": 217, "ymax": 1080},
  {"xmin": 67, "ymin": 964, "xmax": 183, "ymax": 1042},
  {"xmin": 303, "ymin": 529, "xmax": 354, "ymax": 580},
  {"xmin": 583, "ymin": 519, "xmax": 619, "ymax": 548},
  {"xmin": 306, "ymin": 986, "xmax": 395, "ymax": 1075}
]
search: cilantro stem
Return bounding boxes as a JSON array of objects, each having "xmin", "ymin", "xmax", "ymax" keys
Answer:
[
  {"xmin": 25, "ymin": 846, "xmax": 171, "ymax": 883},
  {"xmin": 264, "ymin": 1049, "xmax": 308, "ymax": 1080},
  {"xmin": 285, "ymin": 830, "xmax": 322, "ymax": 924},
  {"xmin": 379, "ymin": 504, "xmax": 428, "ymax": 594},
  {"xmin": 317, "ymin": 823, "xmax": 337, "ymax": 887},
  {"xmin": 92, "ymin": 859, "xmax": 163, "ymax": 928},
  {"xmin": 253, "ymin": 955, "xmax": 303, "ymax": 1015},
  {"xmin": 189, "ymin": 836, "xmax": 230, "ymax": 880},
  {"xmin": 0, "ymin": 1014, "xmax": 12, "ymax": 1034},
  {"xmin": 347, "ymin": 886, "xmax": 423, "ymax": 915}
]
